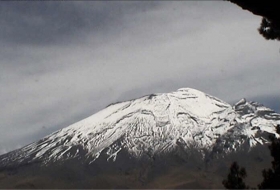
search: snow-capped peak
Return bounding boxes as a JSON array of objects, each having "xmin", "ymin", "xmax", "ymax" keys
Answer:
[{"xmin": 0, "ymin": 88, "xmax": 279, "ymax": 167}]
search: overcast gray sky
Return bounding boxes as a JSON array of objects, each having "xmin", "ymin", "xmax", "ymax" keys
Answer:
[{"xmin": 0, "ymin": 1, "xmax": 279, "ymax": 154}]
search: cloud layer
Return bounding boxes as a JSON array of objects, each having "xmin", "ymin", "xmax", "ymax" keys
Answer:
[{"xmin": 0, "ymin": 1, "xmax": 279, "ymax": 154}]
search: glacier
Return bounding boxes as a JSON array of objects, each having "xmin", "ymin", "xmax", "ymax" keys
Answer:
[{"xmin": 0, "ymin": 88, "xmax": 279, "ymax": 167}]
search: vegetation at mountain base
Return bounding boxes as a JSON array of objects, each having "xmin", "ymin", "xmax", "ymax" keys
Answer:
[
  {"xmin": 222, "ymin": 162, "xmax": 249, "ymax": 189},
  {"xmin": 258, "ymin": 125, "xmax": 280, "ymax": 189},
  {"xmin": 223, "ymin": 125, "xmax": 280, "ymax": 189},
  {"xmin": 228, "ymin": 0, "xmax": 280, "ymax": 40}
]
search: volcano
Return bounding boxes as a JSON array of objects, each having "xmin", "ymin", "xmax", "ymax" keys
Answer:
[{"xmin": 0, "ymin": 88, "xmax": 279, "ymax": 188}]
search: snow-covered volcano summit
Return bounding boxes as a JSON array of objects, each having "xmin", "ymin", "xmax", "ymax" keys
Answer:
[{"xmin": 1, "ymin": 88, "xmax": 280, "ymax": 167}]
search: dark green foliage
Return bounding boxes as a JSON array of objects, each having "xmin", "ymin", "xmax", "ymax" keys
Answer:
[
  {"xmin": 228, "ymin": 0, "xmax": 280, "ymax": 41},
  {"xmin": 258, "ymin": 125, "xmax": 280, "ymax": 189},
  {"xmin": 258, "ymin": 18, "xmax": 280, "ymax": 40},
  {"xmin": 222, "ymin": 162, "xmax": 249, "ymax": 189}
]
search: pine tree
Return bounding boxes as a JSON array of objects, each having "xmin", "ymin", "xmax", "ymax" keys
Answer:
[
  {"xmin": 223, "ymin": 161, "xmax": 249, "ymax": 189},
  {"xmin": 258, "ymin": 125, "xmax": 280, "ymax": 189}
]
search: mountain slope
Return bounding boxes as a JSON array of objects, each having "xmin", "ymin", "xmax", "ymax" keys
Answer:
[{"xmin": 0, "ymin": 88, "xmax": 279, "ymax": 167}]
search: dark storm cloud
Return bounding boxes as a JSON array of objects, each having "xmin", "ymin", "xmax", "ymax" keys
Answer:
[
  {"xmin": 1, "ymin": 2, "xmax": 87, "ymax": 45},
  {"xmin": 0, "ymin": 1, "xmax": 158, "ymax": 46}
]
